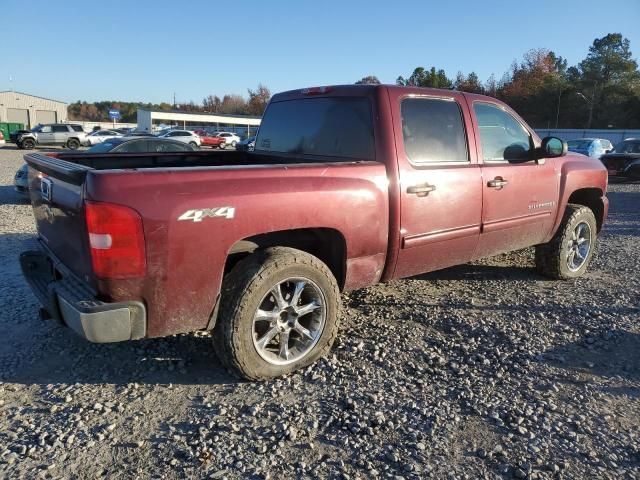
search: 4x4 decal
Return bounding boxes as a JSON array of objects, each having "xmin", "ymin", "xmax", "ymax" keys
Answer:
[{"xmin": 178, "ymin": 207, "xmax": 235, "ymax": 222}]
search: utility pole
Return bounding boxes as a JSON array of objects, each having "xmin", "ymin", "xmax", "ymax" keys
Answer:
[
  {"xmin": 587, "ymin": 84, "xmax": 596, "ymax": 129},
  {"xmin": 555, "ymin": 88, "xmax": 563, "ymax": 129},
  {"xmin": 173, "ymin": 92, "xmax": 176, "ymax": 109},
  {"xmin": 577, "ymin": 81, "xmax": 597, "ymax": 129}
]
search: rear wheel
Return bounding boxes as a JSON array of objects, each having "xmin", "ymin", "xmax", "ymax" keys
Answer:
[
  {"xmin": 67, "ymin": 138, "xmax": 80, "ymax": 150},
  {"xmin": 189, "ymin": 141, "xmax": 198, "ymax": 148},
  {"xmin": 219, "ymin": 142, "xmax": 226, "ymax": 150},
  {"xmin": 214, "ymin": 247, "xmax": 340, "ymax": 380},
  {"xmin": 22, "ymin": 138, "xmax": 35, "ymax": 150},
  {"xmin": 231, "ymin": 140, "xmax": 237, "ymax": 148},
  {"xmin": 535, "ymin": 204, "xmax": 597, "ymax": 280}
]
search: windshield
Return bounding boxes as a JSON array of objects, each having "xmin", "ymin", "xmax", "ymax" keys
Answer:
[
  {"xmin": 613, "ymin": 140, "xmax": 640, "ymax": 154},
  {"xmin": 567, "ymin": 140, "xmax": 592, "ymax": 149}
]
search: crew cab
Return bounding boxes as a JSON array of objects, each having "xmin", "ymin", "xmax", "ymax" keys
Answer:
[{"xmin": 20, "ymin": 85, "xmax": 608, "ymax": 380}]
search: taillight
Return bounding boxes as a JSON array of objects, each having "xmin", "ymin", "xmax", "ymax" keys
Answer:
[
  {"xmin": 301, "ymin": 86, "xmax": 332, "ymax": 95},
  {"xmin": 85, "ymin": 201, "xmax": 146, "ymax": 279}
]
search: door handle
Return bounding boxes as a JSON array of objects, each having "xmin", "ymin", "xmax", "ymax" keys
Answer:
[
  {"xmin": 407, "ymin": 183, "xmax": 436, "ymax": 197},
  {"xmin": 487, "ymin": 177, "xmax": 508, "ymax": 189}
]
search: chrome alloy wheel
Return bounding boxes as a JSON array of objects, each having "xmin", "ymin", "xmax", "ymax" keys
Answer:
[
  {"xmin": 567, "ymin": 221, "xmax": 592, "ymax": 272},
  {"xmin": 252, "ymin": 278, "xmax": 326, "ymax": 365}
]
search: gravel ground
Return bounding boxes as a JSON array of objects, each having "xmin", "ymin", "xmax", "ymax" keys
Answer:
[{"xmin": 0, "ymin": 146, "xmax": 638, "ymax": 479}]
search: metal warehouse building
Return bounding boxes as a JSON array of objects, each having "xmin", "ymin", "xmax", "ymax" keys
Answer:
[{"xmin": 0, "ymin": 91, "xmax": 68, "ymax": 128}]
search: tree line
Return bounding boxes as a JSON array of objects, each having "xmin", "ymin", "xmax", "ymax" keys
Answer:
[
  {"xmin": 357, "ymin": 33, "xmax": 640, "ymax": 129},
  {"xmin": 69, "ymin": 33, "xmax": 639, "ymax": 129},
  {"xmin": 68, "ymin": 83, "xmax": 272, "ymax": 123}
]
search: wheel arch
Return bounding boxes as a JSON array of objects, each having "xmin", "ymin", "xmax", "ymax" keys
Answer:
[
  {"xmin": 224, "ymin": 228, "xmax": 347, "ymax": 290},
  {"xmin": 567, "ymin": 187, "xmax": 605, "ymax": 232},
  {"xmin": 205, "ymin": 228, "xmax": 347, "ymax": 331}
]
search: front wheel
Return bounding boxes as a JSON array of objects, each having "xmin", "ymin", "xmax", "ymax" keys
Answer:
[
  {"xmin": 22, "ymin": 139, "xmax": 36, "ymax": 150},
  {"xmin": 67, "ymin": 138, "xmax": 80, "ymax": 150},
  {"xmin": 231, "ymin": 140, "xmax": 237, "ymax": 148},
  {"xmin": 214, "ymin": 247, "xmax": 340, "ymax": 380},
  {"xmin": 219, "ymin": 142, "xmax": 226, "ymax": 150},
  {"xmin": 535, "ymin": 204, "xmax": 597, "ymax": 280}
]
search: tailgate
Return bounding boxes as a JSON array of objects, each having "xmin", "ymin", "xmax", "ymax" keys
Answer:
[{"xmin": 25, "ymin": 153, "xmax": 94, "ymax": 282}]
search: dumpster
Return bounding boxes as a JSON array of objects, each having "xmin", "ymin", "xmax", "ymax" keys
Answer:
[{"xmin": 0, "ymin": 122, "xmax": 26, "ymax": 144}]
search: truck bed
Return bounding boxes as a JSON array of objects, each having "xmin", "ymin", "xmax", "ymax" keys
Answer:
[{"xmin": 24, "ymin": 150, "xmax": 390, "ymax": 338}]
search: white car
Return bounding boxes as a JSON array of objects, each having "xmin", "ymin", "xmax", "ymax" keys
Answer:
[
  {"xmin": 85, "ymin": 130, "xmax": 122, "ymax": 146},
  {"xmin": 215, "ymin": 132, "xmax": 241, "ymax": 149},
  {"xmin": 158, "ymin": 130, "xmax": 201, "ymax": 147}
]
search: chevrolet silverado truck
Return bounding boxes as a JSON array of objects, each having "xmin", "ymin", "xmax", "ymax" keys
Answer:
[{"xmin": 20, "ymin": 85, "xmax": 608, "ymax": 380}]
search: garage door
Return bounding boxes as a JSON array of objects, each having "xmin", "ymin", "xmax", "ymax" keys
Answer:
[
  {"xmin": 36, "ymin": 110, "xmax": 57, "ymax": 124},
  {"xmin": 7, "ymin": 108, "xmax": 29, "ymax": 127}
]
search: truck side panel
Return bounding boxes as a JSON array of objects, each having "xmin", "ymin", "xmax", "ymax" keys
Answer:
[{"xmin": 85, "ymin": 162, "xmax": 389, "ymax": 337}]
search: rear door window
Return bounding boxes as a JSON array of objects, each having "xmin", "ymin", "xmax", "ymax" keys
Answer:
[
  {"xmin": 256, "ymin": 97, "xmax": 375, "ymax": 160},
  {"xmin": 52, "ymin": 125, "xmax": 69, "ymax": 133},
  {"xmin": 401, "ymin": 97, "xmax": 469, "ymax": 164}
]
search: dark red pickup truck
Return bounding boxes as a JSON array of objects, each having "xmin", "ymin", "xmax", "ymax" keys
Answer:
[{"xmin": 21, "ymin": 85, "xmax": 608, "ymax": 380}]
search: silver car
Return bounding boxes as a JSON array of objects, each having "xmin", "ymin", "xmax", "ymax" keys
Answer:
[
  {"xmin": 157, "ymin": 130, "xmax": 201, "ymax": 147},
  {"xmin": 17, "ymin": 124, "xmax": 87, "ymax": 150}
]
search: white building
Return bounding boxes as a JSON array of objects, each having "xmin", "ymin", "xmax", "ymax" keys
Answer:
[
  {"xmin": 137, "ymin": 108, "xmax": 261, "ymax": 135},
  {"xmin": 0, "ymin": 91, "xmax": 68, "ymax": 128}
]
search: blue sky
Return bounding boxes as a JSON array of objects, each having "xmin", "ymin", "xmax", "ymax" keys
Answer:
[{"xmin": 1, "ymin": 0, "xmax": 638, "ymax": 104}]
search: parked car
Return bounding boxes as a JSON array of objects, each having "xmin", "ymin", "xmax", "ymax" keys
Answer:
[
  {"xmin": 14, "ymin": 163, "xmax": 28, "ymax": 196},
  {"xmin": 566, "ymin": 138, "xmax": 613, "ymax": 158},
  {"xmin": 157, "ymin": 129, "xmax": 201, "ymax": 147},
  {"xmin": 216, "ymin": 132, "xmax": 241, "ymax": 149},
  {"xmin": 114, "ymin": 128, "xmax": 134, "ymax": 135},
  {"xmin": 17, "ymin": 124, "xmax": 87, "ymax": 150},
  {"xmin": 86, "ymin": 137, "xmax": 198, "ymax": 153},
  {"xmin": 0, "ymin": 131, "xmax": 5, "ymax": 147},
  {"xmin": 194, "ymin": 130, "xmax": 226, "ymax": 149},
  {"xmin": 599, "ymin": 138, "xmax": 640, "ymax": 179},
  {"xmin": 84, "ymin": 130, "xmax": 122, "ymax": 146},
  {"xmin": 235, "ymin": 136, "xmax": 256, "ymax": 152},
  {"xmin": 20, "ymin": 84, "xmax": 608, "ymax": 381}
]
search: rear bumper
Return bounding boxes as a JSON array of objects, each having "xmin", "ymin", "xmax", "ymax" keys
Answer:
[{"xmin": 20, "ymin": 239, "xmax": 146, "ymax": 343}]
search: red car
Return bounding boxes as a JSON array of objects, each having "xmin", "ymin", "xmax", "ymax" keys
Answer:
[
  {"xmin": 194, "ymin": 130, "xmax": 226, "ymax": 148},
  {"xmin": 21, "ymin": 84, "xmax": 608, "ymax": 380}
]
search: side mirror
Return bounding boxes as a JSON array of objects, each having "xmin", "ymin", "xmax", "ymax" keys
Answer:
[{"xmin": 540, "ymin": 136, "xmax": 567, "ymax": 158}]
